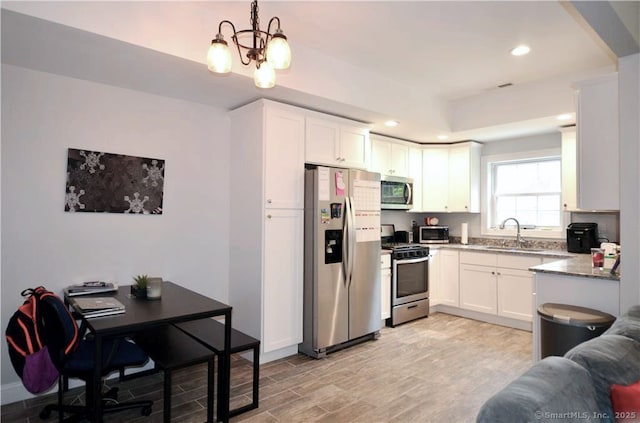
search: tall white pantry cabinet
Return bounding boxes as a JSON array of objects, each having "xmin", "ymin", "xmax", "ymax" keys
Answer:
[{"xmin": 229, "ymin": 100, "xmax": 304, "ymax": 363}]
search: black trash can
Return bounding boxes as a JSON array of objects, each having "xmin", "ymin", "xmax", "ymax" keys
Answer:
[{"xmin": 538, "ymin": 303, "xmax": 616, "ymax": 358}]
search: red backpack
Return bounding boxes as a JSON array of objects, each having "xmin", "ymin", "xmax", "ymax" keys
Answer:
[{"xmin": 5, "ymin": 287, "xmax": 79, "ymax": 394}]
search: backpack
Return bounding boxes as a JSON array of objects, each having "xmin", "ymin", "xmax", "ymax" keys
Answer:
[{"xmin": 5, "ymin": 286, "xmax": 79, "ymax": 394}]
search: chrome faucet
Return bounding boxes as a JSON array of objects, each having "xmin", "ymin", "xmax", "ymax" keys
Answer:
[{"xmin": 499, "ymin": 217, "xmax": 523, "ymax": 248}]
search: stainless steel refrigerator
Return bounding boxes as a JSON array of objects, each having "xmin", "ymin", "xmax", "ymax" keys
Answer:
[{"xmin": 299, "ymin": 166, "xmax": 381, "ymax": 358}]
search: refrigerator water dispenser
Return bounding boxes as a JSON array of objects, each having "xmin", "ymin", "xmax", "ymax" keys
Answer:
[{"xmin": 325, "ymin": 229, "xmax": 343, "ymax": 264}]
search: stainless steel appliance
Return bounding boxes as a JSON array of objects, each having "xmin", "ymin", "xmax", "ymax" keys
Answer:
[
  {"xmin": 381, "ymin": 175, "xmax": 413, "ymax": 210},
  {"xmin": 300, "ymin": 166, "xmax": 382, "ymax": 358},
  {"xmin": 381, "ymin": 224, "xmax": 430, "ymax": 327},
  {"xmin": 415, "ymin": 225, "xmax": 449, "ymax": 244}
]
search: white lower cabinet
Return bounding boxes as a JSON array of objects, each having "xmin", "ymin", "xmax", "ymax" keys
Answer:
[
  {"xmin": 437, "ymin": 249, "xmax": 459, "ymax": 307},
  {"xmin": 381, "ymin": 253, "xmax": 391, "ymax": 320},
  {"xmin": 428, "ymin": 249, "xmax": 440, "ymax": 304},
  {"xmin": 263, "ymin": 209, "xmax": 304, "ymax": 353},
  {"xmin": 496, "ymin": 268, "xmax": 534, "ymax": 321},
  {"xmin": 459, "ymin": 263, "xmax": 497, "ymax": 314},
  {"xmin": 458, "ymin": 251, "xmax": 540, "ymax": 323}
]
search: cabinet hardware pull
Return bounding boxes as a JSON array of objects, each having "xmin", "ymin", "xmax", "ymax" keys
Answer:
[
  {"xmin": 267, "ymin": 215, "xmax": 272, "ymax": 219},
  {"xmin": 267, "ymin": 199, "xmax": 272, "ymax": 204},
  {"xmin": 491, "ymin": 271, "xmax": 495, "ymax": 275}
]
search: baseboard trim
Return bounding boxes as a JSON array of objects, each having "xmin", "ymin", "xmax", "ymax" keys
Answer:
[
  {"xmin": 259, "ymin": 345, "xmax": 298, "ymax": 364},
  {"xmin": 432, "ymin": 304, "xmax": 532, "ymax": 332},
  {"xmin": 1, "ymin": 360, "xmax": 155, "ymax": 406}
]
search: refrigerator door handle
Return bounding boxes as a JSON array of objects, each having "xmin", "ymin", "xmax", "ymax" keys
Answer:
[
  {"xmin": 342, "ymin": 198, "xmax": 350, "ymax": 287},
  {"xmin": 347, "ymin": 196, "xmax": 357, "ymax": 288}
]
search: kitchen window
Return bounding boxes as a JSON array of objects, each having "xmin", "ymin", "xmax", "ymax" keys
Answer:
[{"xmin": 482, "ymin": 149, "xmax": 564, "ymax": 239}]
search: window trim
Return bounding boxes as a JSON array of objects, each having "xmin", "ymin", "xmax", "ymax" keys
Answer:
[{"xmin": 481, "ymin": 148, "xmax": 567, "ymax": 240}]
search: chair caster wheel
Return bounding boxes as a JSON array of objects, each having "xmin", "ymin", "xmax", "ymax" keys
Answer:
[{"xmin": 141, "ymin": 406, "xmax": 152, "ymax": 416}]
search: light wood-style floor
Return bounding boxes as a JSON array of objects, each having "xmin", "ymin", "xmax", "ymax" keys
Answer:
[{"xmin": 1, "ymin": 313, "xmax": 532, "ymax": 423}]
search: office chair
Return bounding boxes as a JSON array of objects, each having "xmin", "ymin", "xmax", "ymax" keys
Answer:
[{"xmin": 38, "ymin": 300, "xmax": 153, "ymax": 422}]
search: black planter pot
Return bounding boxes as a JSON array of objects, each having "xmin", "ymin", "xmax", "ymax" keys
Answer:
[{"xmin": 131, "ymin": 285, "xmax": 147, "ymax": 299}]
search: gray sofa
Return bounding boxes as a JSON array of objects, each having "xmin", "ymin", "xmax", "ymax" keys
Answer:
[{"xmin": 477, "ymin": 305, "xmax": 640, "ymax": 423}]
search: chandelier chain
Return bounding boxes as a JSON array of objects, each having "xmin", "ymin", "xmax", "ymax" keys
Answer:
[{"xmin": 252, "ymin": 0, "xmax": 260, "ymax": 30}]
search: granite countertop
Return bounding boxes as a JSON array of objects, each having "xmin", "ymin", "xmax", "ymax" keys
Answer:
[
  {"xmin": 529, "ymin": 255, "xmax": 620, "ymax": 281},
  {"xmin": 381, "ymin": 242, "xmax": 619, "ymax": 280},
  {"xmin": 429, "ymin": 243, "xmax": 575, "ymax": 259}
]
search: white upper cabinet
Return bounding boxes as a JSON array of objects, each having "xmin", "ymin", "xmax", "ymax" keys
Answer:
[
  {"xmin": 305, "ymin": 115, "xmax": 370, "ymax": 170},
  {"xmin": 422, "ymin": 142, "xmax": 481, "ymax": 212},
  {"xmin": 422, "ymin": 146, "xmax": 450, "ymax": 212},
  {"xmin": 574, "ymin": 73, "xmax": 619, "ymax": 211},
  {"xmin": 265, "ymin": 107, "xmax": 306, "ymax": 209},
  {"xmin": 340, "ymin": 125, "xmax": 370, "ymax": 169},
  {"xmin": 305, "ymin": 118, "xmax": 339, "ymax": 166},
  {"xmin": 408, "ymin": 146, "xmax": 423, "ymax": 212},
  {"xmin": 369, "ymin": 135, "xmax": 409, "ymax": 177},
  {"xmin": 448, "ymin": 142, "xmax": 481, "ymax": 212},
  {"xmin": 560, "ymin": 127, "xmax": 579, "ymax": 211}
]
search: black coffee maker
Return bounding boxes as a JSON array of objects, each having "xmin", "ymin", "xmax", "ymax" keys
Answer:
[{"xmin": 566, "ymin": 223, "xmax": 599, "ymax": 253}]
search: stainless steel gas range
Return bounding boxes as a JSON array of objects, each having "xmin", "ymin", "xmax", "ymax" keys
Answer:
[{"xmin": 381, "ymin": 225, "xmax": 430, "ymax": 327}]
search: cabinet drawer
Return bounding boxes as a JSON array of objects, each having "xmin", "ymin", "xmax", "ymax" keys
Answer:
[
  {"xmin": 459, "ymin": 251, "xmax": 497, "ymax": 266},
  {"xmin": 381, "ymin": 253, "xmax": 391, "ymax": 269},
  {"xmin": 497, "ymin": 255, "xmax": 542, "ymax": 270}
]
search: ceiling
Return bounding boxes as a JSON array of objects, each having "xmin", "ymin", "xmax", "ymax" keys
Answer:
[{"xmin": 1, "ymin": 1, "xmax": 625, "ymax": 143}]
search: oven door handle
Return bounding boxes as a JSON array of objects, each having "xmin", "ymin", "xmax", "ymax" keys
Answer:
[{"xmin": 394, "ymin": 256, "xmax": 429, "ymax": 265}]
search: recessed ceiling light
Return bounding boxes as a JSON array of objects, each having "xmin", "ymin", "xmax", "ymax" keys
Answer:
[
  {"xmin": 384, "ymin": 120, "xmax": 399, "ymax": 127},
  {"xmin": 510, "ymin": 45, "xmax": 531, "ymax": 56},
  {"xmin": 437, "ymin": 135, "xmax": 449, "ymax": 141},
  {"xmin": 556, "ymin": 113, "xmax": 572, "ymax": 121}
]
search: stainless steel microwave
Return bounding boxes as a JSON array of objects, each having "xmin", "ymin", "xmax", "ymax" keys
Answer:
[
  {"xmin": 381, "ymin": 175, "xmax": 413, "ymax": 210},
  {"xmin": 415, "ymin": 226, "xmax": 449, "ymax": 244}
]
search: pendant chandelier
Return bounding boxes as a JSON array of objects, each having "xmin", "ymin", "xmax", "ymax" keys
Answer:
[{"xmin": 206, "ymin": 0, "xmax": 291, "ymax": 89}]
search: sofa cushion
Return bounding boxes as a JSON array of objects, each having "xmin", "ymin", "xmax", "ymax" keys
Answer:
[
  {"xmin": 476, "ymin": 356, "xmax": 604, "ymax": 423},
  {"xmin": 605, "ymin": 315, "xmax": 640, "ymax": 343},
  {"xmin": 565, "ymin": 335, "xmax": 640, "ymax": 422}
]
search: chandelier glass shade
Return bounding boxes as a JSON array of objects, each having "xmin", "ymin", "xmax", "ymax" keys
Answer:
[{"xmin": 207, "ymin": 0, "xmax": 291, "ymax": 88}]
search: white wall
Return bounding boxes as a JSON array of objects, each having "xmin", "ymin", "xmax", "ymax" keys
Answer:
[
  {"xmin": 1, "ymin": 65, "xmax": 231, "ymax": 395},
  {"xmin": 618, "ymin": 53, "xmax": 640, "ymax": 311}
]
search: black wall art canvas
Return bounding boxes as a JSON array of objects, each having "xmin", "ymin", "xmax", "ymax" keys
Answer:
[{"xmin": 65, "ymin": 149, "xmax": 165, "ymax": 214}]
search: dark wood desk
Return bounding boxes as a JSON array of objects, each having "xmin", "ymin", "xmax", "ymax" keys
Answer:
[{"xmin": 69, "ymin": 282, "xmax": 232, "ymax": 422}]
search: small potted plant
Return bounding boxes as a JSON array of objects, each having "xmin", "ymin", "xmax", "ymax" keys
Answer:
[{"xmin": 131, "ymin": 274, "xmax": 148, "ymax": 299}]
